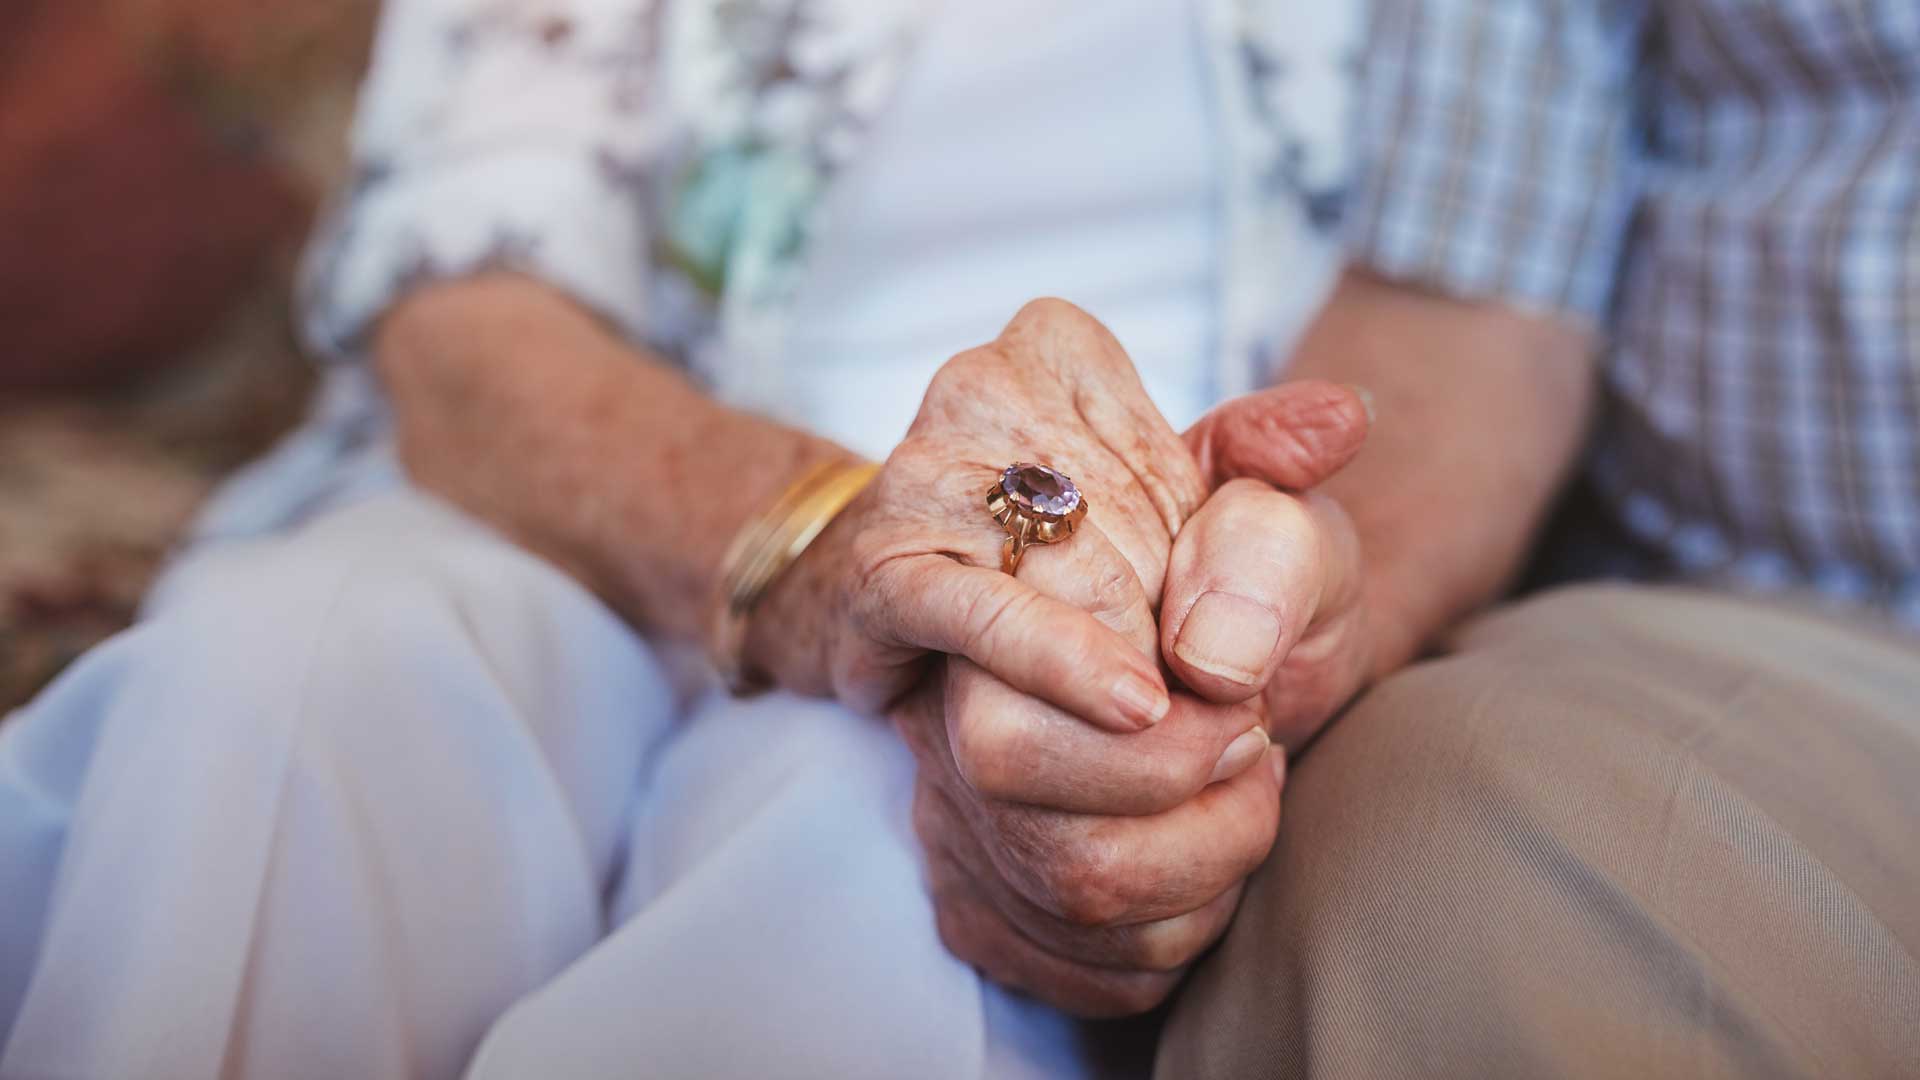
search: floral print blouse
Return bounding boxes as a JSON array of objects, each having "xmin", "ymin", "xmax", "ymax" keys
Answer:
[{"xmin": 299, "ymin": 0, "xmax": 1359, "ymax": 419}]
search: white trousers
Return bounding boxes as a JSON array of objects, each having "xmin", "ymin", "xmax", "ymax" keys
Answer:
[{"xmin": 0, "ymin": 487, "xmax": 1112, "ymax": 1079}]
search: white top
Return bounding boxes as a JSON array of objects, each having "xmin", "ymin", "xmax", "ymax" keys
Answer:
[
  {"xmin": 779, "ymin": 0, "xmax": 1220, "ymax": 460},
  {"xmin": 186, "ymin": 0, "xmax": 1231, "ymax": 564}
]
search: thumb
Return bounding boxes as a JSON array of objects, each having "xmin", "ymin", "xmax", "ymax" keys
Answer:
[
  {"xmin": 1159, "ymin": 479, "xmax": 1329, "ymax": 703},
  {"xmin": 1184, "ymin": 380, "xmax": 1371, "ymax": 491}
]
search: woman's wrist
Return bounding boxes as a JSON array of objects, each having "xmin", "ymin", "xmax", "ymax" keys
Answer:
[
  {"xmin": 590, "ymin": 408, "xmax": 856, "ymax": 643},
  {"xmin": 734, "ymin": 474, "xmax": 878, "ymax": 699},
  {"xmin": 710, "ymin": 458, "xmax": 879, "ymax": 692},
  {"xmin": 378, "ymin": 273, "xmax": 859, "ymax": 653}
]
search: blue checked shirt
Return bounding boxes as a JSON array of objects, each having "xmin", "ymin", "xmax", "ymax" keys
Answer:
[{"xmin": 1347, "ymin": 0, "xmax": 1920, "ymax": 622}]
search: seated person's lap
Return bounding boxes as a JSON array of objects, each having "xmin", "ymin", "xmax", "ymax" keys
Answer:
[
  {"xmin": 0, "ymin": 490, "xmax": 1092, "ymax": 1079},
  {"xmin": 1160, "ymin": 584, "xmax": 1920, "ymax": 1078}
]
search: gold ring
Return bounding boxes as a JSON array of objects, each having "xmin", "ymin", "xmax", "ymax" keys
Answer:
[{"xmin": 987, "ymin": 462, "xmax": 1088, "ymax": 575}]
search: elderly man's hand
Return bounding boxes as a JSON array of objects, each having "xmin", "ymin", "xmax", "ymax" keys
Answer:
[{"xmin": 1168, "ymin": 382, "xmax": 1375, "ymax": 747}]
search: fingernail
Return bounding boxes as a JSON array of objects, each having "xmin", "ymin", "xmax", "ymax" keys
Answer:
[
  {"xmin": 1112, "ymin": 672, "xmax": 1171, "ymax": 729},
  {"xmin": 1173, "ymin": 591, "xmax": 1283, "ymax": 686},
  {"xmin": 1269, "ymin": 744, "xmax": 1287, "ymax": 789},
  {"xmin": 1209, "ymin": 726, "xmax": 1270, "ymax": 785},
  {"xmin": 1343, "ymin": 383, "xmax": 1376, "ymax": 423}
]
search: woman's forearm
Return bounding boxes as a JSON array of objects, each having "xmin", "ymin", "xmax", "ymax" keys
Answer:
[
  {"xmin": 1286, "ymin": 271, "xmax": 1598, "ymax": 675},
  {"xmin": 372, "ymin": 273, "xmax": 855, "ymax": 647}
]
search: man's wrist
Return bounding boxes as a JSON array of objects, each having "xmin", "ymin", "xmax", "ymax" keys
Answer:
[{"xmin": 1354, "ymin": 585, "xmax": 1422, "ymax": 683}]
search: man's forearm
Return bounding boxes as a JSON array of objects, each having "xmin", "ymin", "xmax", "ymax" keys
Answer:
[
  {"xmin": 1287, "ymin": 271, "xmax": 1597, "ymax": 674},
  {"xmin": 372, "ymin": 273, "xmax": 853, "ymax": 645}
]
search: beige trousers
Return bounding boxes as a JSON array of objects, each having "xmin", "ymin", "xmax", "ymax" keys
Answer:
[{"xmin": 1158, "ymin": 585, "xmax": 1920, "ymax": 1079}]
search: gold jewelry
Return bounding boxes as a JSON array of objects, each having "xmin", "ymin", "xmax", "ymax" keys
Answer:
[
  {"xmin": 712, "ymin": 458, "xmax": 879, "ymax": 694},
  {"xmin": 987, "ymin": 462, "xmax": 1088, "ymax": 575}
]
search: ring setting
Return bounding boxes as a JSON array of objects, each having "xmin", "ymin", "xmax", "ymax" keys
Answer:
[{"xmin": 987, "ymin": 462, "xmax": 1088, "ymax": 575}]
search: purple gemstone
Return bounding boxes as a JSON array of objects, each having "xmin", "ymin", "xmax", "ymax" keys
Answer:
[{"xmin": 1001, "ymin": 462, "xmax": 1081, "ymax": 517}]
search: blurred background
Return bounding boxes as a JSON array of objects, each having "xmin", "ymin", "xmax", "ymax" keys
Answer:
[{"xmin": 0, "ymin": 0, "xmax": 379, "ymax": 710}]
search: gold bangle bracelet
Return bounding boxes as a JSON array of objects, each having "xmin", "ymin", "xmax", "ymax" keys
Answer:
[{"xmin": 711, "ymin": 458, "xmax": 880, "ymax": 694}]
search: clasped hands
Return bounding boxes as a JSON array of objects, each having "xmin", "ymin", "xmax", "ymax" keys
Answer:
[{"xmin": 747, "ymin": 299, "xmax": 1374, "ymax": 1016}]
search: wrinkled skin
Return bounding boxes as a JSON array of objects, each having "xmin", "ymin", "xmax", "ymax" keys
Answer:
[
  {"xmin": 752, "ymin": 299, "xmax": 1374, "ymax": 1015},
  {"xmin": 746, "ymin": 299, "xmax": 1200, "ymax": 732}
]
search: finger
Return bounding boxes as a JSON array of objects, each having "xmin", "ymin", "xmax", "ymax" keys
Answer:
[
  {"xmin": 1001, "ymin": 874, "xmax": 1242, "ymax": 975},
  {"xmin": 917, "ymin": 782, "xmax": 1243, "ymax": 973},
  {"xmin": 1034, "ymin": 447, "xmax": 1181, "ymax": 608},
  {"xmin": 1159, "ymin": 479, "xmax": 1343, "ymax": 702},
  {"xmin": 928, "ymin": 865, "xmax": 1184, "ymax": 1018},
  {"xmin": 1184, "ymin": 380, "xmax": 1371, "ymax": 491},
  {"xmin": 866, "ymin": 554, "xmax": 1169, "ymax": 731},
  {"xmin": 985, "ymin": 744, "xmax": 1286, "ymax": 927},
  {"xmin": 1012, "ymin": 515, "xmax": 1160, "ymax": 654},
  {"xmin": 946, "ymin": 657, "xmax": 1269, "ymax": 815},
  {"xmin": 998, "ymin": 298, "xmax": 1209, "ymax": 539}
]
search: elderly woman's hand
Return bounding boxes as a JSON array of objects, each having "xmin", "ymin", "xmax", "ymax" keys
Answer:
[{"xmin": 744, "ymin": 298, "xmax": 1211, "ymax": 727}]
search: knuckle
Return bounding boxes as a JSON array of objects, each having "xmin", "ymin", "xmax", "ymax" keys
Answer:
[
  {"xmin": 1132, "ymin": 926, "xmax": 1203, "ymax": 973},
  {"xmin": 1083, "ymin": 972, "xmax": 1180, "ymax": 1018},
  {"xmin": 1116, "ymin": 973, "xmax": 1181, "ymax": 1015},
  {"xmin": 962, "ymin": 582, "xmax": 1038, "ymax": 659},
  {"xmin": 913, "ymin": 352, "xmax": 1010, "ymax": 434},
  {"xmin": 1082, "ymin": 552, "xmax": 1139, "ymax": 620},
  {"xmin": 1280, "ymin": 381, "xmax": 1370, "ymax": 443},
  {"xmin": 1128, "ymin": 895, "xmax": 1232, "ymax": 972},
  {"xmin": 1140, "ymin": 459, "xmax": 1209, "ymax": 530},
  {"xmin": 1268, "ymin": 421, "xmax": 1337, "ymax": 475},
  {"xmin": 925, "ymin": 346, "xmax": 1002, "ymax": 401},
  {"xmin": 1038, "ymin": 534, "xmax": 1145, "ymax": 626},
  {"xmin": 1139, "ymin": 747, "xmax": 1207, "ymax": 809},
  {"xmin": 1219, "ymin": 477, "xmax": 1307, "ymax": 530},
  {"xmin": 1012, "ymin": 296, "xmax": 1083, "ymax": 328},
  {"xmin": 931, "ymin": 898, "xmax": 988, "ymax": 968},
  {"xmin": 1004, "ymin": 299, "xmax": 1112, "ymax": 375},
  {"xmin": 1305, "ymin": 489, "xmax": 1359, "ymax": 565},
  {"xmin": 1238, "ymin": 403, "xmax": 1363, "ymax": 487},
  {"xmin": 1043, "ymin": 837, "xmax": 1131, "ymax": 927}
]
